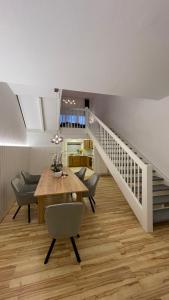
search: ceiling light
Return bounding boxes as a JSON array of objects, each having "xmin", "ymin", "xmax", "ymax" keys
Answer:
[
  {"xmin": 58, "ymin": 137, "xmax": 63, "ymax": 142},
  {"xmin": 62, "ymin": 98, "xmax": 76, "ymax": 105},
  {"xmin": 51, "ymin": 130, "xmax": 63, "ymax": 145}
]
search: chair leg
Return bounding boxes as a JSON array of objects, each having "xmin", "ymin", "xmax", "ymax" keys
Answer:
[
  {"xmin": 12, "ymin": 206, "xmax": 21, "ymax": 219},
  {"xmin": 44, "ymin": 239, "xmax": 56, "ymax": 264},
  {"xmin": 28, "ymin": 204, "xmax": 31, "ymax": 223},
  {"xmin": 70, "ymin": 237, "xmax": 81, "ymax": 263},
  {"xmin": 89, "ymin": 196, "xmax": 95, "ymax": 213},
  {"xmin": 90, "ymin": 195, "xmax": 96, "ymax": 205}
]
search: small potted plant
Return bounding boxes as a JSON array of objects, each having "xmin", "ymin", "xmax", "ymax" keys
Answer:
[{"xmin": 51, "ymin": 154, "xmax": 63, "ymax": 177}]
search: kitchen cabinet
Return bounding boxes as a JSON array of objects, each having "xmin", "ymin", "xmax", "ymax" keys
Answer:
[
  {"xmin": 69, "ymin": 155, "xmax": 92, "ymax": 169},
  {"xmin": 80, "ymin": 156, "xmax": 87, "ymax": 166},
  {"xmin": 68, "ymin": 156, "xmax": 73, "ymax": 167},
  {"xmin": 69, "ymin": 156, "xmax": 80, "ymax": 167},
  {"xmin": 84, "ymin": 139, "xmax": 93, "ymax": 149}
]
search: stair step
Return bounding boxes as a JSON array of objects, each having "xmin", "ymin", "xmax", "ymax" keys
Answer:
[
  {"xmin": 115, "ymin": 162, "xmax": 146, "ymax": 167},
  {"xmin": 120, "ymin": 169, "xmax": 156, "ymax": 174},
  {"xmin": 153, "ymin": 195, "xmax": 169, "ymax": 205},
  {"xmin": 130, "ymin": 184, "xmax": 169, "ymax": 196},
  {"xmin": 153, "ymin": 184, "xmax": 169, "ymax": 196},
  {"xmin": 153, "ymin": 184, "xmax": 169, "ymax": 192},
  {"xmin": 153, "ymin": 180, "xmax": 164, "ymax": 186},
  {"xmin": 153, "ymin": 176, "xmax": 163, "ymax": 181},
  {"xmin": 153, "ymin": 180, "xmax": 164, "ymax": 185},
  {"xmin": 152, "ymin": 176, "xmax": 164, "ymax": 185},
  {"xmin": 122, "ymin": 174, "xmax": 159, "ymax": 183},
  {"xmin": 153, "ymin": 207, "xmax": 169, "ymax": 223}
]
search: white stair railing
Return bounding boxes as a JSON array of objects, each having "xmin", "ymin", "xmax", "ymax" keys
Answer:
[{"xmin": 86, "ymin": 109, "xmax": 153, "ymax": 232}]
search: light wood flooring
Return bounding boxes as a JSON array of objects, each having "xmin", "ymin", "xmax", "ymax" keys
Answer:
[{"xmin": 1, "ymin": 176, "xmax": 169, "ymax": 299}]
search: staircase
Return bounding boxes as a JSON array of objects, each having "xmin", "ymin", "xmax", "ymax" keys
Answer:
[
  {"xmin": 86, "ymin": 109, "xmax": 169, "ymax": 232},
  {"xmin": 112, "ymin": 131, "xmax": 169, "ymax": 224}
]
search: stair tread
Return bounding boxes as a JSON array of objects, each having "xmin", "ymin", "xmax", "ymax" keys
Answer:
[
  {"xmin": 153, "ymin": 195, "xmax": 169, "ymax": 205},
  {"xmin": 153, "ymin": 176, "xmax": 163, "ymax": 181},
  {"xmin": 153, "ymin": 184, "xmax": 169, "ymax": 192},
  {"xmin": 153, "ymin": 207, "xmax": 169, "ymax": 223},
  {"xmin": 153, "ymin": 207, "xmax": 169, "ymax": 211}
]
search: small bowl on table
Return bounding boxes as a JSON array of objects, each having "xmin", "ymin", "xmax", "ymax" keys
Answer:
[{"xmin": 53, "ymin": 171, "xmax": 63, "ymax": 178}]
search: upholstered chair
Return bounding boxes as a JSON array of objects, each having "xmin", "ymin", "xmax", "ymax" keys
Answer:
[
  {"xmin": 11, "ymin": 177, "xmax": 37, "ymax": 222},
  {"xmin": 44, "ymin": 202, "xmax": 83, "ymax": 264},
  {"xmin": 74, "ymin": 167, "xmax": 86, "ymax": 181},
  {"xmin": 82, "ymin": 173, "xmax": 100, "ymax": 213},
  {"xmin": 21, "ymin": 171, "xmax": 40, "ymax": 185}
]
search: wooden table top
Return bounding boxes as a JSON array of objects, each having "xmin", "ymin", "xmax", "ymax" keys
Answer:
[{"xmin": 34, "ymin": 167, "xmax": 88, "ymax": 198}]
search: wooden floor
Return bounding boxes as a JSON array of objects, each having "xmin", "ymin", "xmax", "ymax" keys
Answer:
[{"xmin": 1, "ymin": 176, "xmax": 169, "ymax": 299}]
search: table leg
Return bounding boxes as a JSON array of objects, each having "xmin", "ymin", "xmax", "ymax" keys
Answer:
[
  {"xmin": 76, "ymin": 192, "xmax": 82, "ymax": 202},
  {"xmin": 38, "ymin": 197, "xmax": 45, "ymax": 224}
]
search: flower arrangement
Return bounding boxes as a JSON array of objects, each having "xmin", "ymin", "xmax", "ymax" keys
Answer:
[{"xmin": 51, "ymin": 153, "xmax": 63, "ymax": 173}]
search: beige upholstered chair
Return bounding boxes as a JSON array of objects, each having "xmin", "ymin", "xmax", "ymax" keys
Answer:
[
  {"xmin": 74, "ymin": 167, "xmax": 86, "ymax": 181},
  {"xmin": 83, "ymin": 173, "xmax": 100, "ymax": 213},
  {"xmin": 11, "ymin": 177, "xmax": 37, "ymax": 223},
  {"xmin": 44, "ymin": 202, "xmax": 83, "ymax": 264},
  {"xmin": 21, "ymin": 171, "xmax": 40, "ymax": 185}
]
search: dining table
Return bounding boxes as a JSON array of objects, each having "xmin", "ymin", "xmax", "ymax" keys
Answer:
[{"xmin": 34, "ymin": 167, "xmax": 88, "ymax": 224}]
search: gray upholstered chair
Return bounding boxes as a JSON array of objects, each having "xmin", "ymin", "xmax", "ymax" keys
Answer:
[
  {"xmin": 21, "ymin": 171, "xmax": 40, "ymax": 185},
  {"xmin": 11, "ymin": 177, "xmax": 37, "ymax": 223},
  {"xmin": 83, "ymin": 173, "xmax": 100, "ymax": 213},
  {"xmin": 44, "ymin": 202, "xmax": 83, "ymax": 264},
  {"xmin": 74, "ymin": 167, "xmax": 86, "ymax": 181}
]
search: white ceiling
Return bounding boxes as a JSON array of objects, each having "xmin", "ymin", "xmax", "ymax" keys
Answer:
[
  {"xmin": 19, "ymin": 95, "xmax": 61, "ymax": 131},
  {"xmin": 8, "ymin": 83, "xmax": 59, "ymax": 98},
  {"xmin": 1, "ymin": 0, "xmax": 169, "ymax": 99}
]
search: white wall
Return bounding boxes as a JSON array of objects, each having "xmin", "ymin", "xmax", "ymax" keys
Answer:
[
  {"xmin": 0, "ymin": 82, "xmax": 26, "ymax": 145},
  {"xmin": 0, "ymin": 146, "xmax": 29, "ymax": 221},
  {"xmin": 0, "ymin": 83, "xmax": 28, "ymax": 221},
  {"xmin": 92, "ymin": 95, "xmax": 169, "ymax": 179},
  {"xmin": 27, "ymin": 128, "xmax": 88, "ymax": 146},
  {"xmin": 29, "ymin": 146, "xmax": 61, "ymax": 174},
  {"xmin": 27, "ymin": 131, "xmax": 58, "ymax": 146}
]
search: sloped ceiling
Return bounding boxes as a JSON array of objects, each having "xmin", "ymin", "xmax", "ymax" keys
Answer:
[
  {"xmin": 18, "ymin": 95, "xmax": 61, "ymax": 131},
  {"xmin": 13, "ymin": 83, "xmax": 62, "ymax": 131},
  {"xmin": 1, "ymin": 0, "xmax": 169, "ymax": 99}
]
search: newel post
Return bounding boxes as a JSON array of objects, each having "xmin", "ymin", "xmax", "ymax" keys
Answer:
[{"xmin": 142, "ymin": 164, "xmax": 153, "ymax": 232}]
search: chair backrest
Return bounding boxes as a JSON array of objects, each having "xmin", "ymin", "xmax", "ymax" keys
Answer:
[
  {"xmin": 45, "ymin": 202, "xmax": 84, "ymax": 239},
  {"xmin": 76, "ymin": 167, "xmax": 86, "ymax": 181},
  {"xmin": 11, "ymin": 177, "xmax": 24, "ymax": 195},
  {"xmin": 84, "ymin": 173, "xmax": 100, "ymax": 197},
  {"xmin": 21, "ymin": 171, "xmax": 30, "ymax": 183}
]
